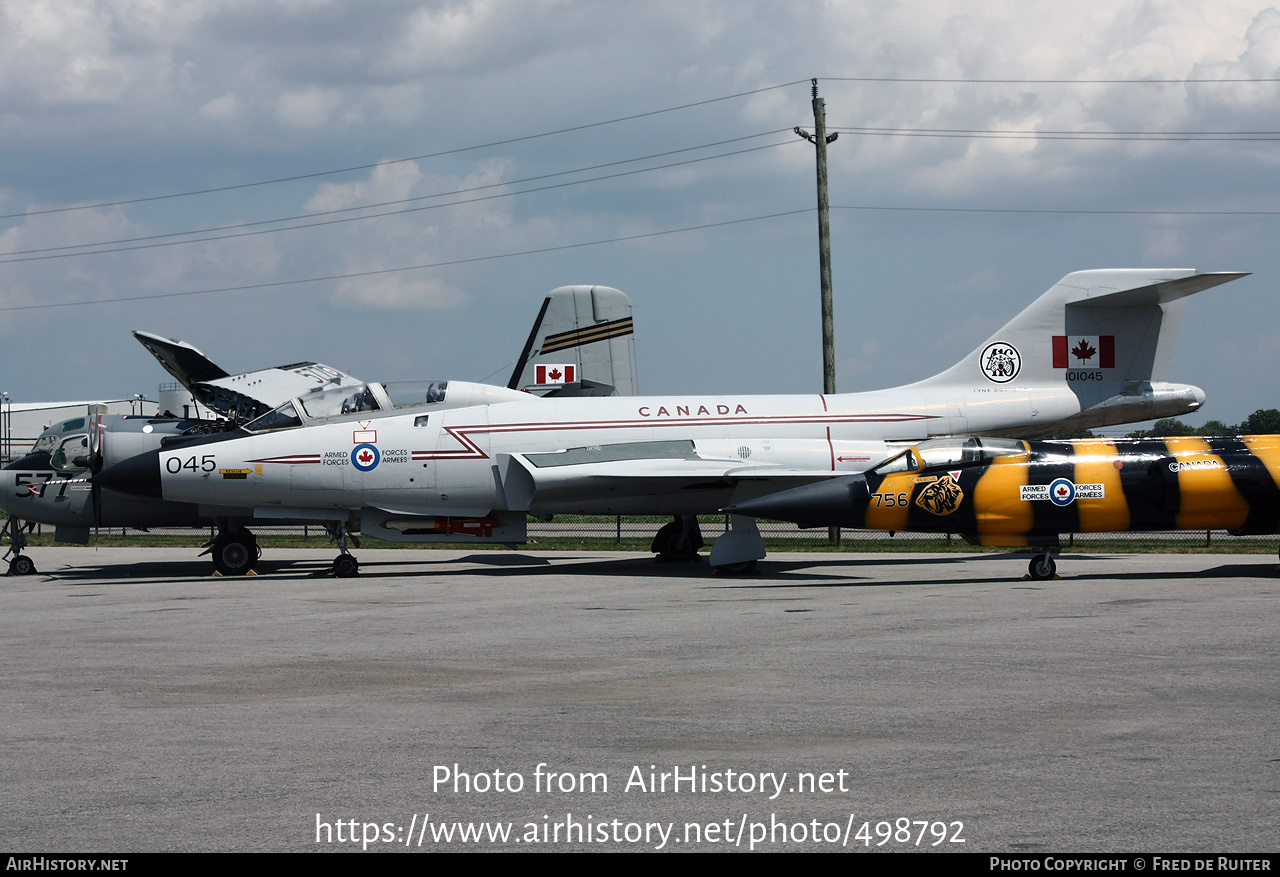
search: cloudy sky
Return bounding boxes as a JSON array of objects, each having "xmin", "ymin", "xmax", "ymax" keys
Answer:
[{"xmin": 2, "ymin": 0, "xmax": 1278, "ymax": 428}]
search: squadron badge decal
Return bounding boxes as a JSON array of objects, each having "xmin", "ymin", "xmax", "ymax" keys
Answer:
[
  {"xmin": 915, "ymin": 473, "xmax": 964, "ymax": 516},
  {"xmin": 980, "ymin": 341, "xmax": 1021, "ymax": 383}
]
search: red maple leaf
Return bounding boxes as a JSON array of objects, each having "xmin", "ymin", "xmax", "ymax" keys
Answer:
[
  {"xmin": 358, "ymin": 450, "xmax": 373, "ymax": 463},
  {"xmin": 548, "ymin": 368, "xmax": 562, "ymax": 381},
  {"xmin": 1071, "ymin": 339, "xmax": 1096, "ymax": 362}
]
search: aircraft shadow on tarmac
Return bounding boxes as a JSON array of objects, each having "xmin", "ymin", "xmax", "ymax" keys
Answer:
[
  {"xmin": 23, "ymin": 551, "xmax": 1279, "ymax": 587},
  {"xmin": 448, "ymin": 552, "xmax": 1280, "ymax": 591},
  {"xmin": 31, "ymin": 557, "xmax": 350, "ymax": 584},
  {"xmin": 710, "ymin": 556, "xmax": 1280, "ymax": 590},
  {"xmin": 389, "ymin": 551, "xmax": 1280, "ymax": 589}
]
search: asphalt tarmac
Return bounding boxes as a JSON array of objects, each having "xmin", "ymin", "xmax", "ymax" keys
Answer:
[{"xmin": 3, "ymin": 547, "xmax": 1277, "ymax": 852}]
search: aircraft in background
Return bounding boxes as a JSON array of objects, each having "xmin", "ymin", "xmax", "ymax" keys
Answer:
[
  {"xmin": 1, "ymin": 397, "xmax": 157, "ymax": 465},
  {"xmin": 93, "ymin": 268, "xmax": 1245, "ymax": 576},
  {"xmin": 507, "ymin": 285, "xmax": 637, "ymax": 397},
  {"xmin": 2, "ymin": 286, "xmax": 638, "ymax": 575},
  {"xmin": 726, "ymin": 433, "xmax": 1280, "ymax": 579}
]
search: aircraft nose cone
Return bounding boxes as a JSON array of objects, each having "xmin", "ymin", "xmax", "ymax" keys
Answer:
[
  {"xmin": 95, "ymin": 450, "xmax": 163, "ymax": 498},
  {"xmin": 726, "ymin": 474, "xmax": 868, "ymax": 529}
]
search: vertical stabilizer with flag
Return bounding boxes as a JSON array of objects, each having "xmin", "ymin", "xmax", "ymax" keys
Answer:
[
  {"xmin": 508, "ymin": 286, "xmax": 638, "ymax": 396},
  {"xmin": 910, "ymin": 269, "xmax": 1248, "ymax": 435}
]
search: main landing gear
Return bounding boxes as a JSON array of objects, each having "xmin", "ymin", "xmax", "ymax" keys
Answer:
[
  {"xmin": 652, "ymin": 515, "xmax": 767, "ymax": 576},
  {"xmin": 2, "ymin": 517, "xmax": 37, "ymax": 576},
  {"xmin": 651, "ymin": 515, "xmax": 704, "ymax": 563},
  {"xmin": 205, "ymin": 526, "xmax": 260, "ymax": 576}
]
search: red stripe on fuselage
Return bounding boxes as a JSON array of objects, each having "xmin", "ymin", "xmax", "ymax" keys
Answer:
[
  {"xmin": 410, "ymin": 412, "xmax": 937, "ymax": 462},
  {"xmin": 249, "ymin": 455, "xmax": 321, "ymax": 464}
]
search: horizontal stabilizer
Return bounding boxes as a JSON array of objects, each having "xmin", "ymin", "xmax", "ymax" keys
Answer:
[{"xmin": 1060, "ymin": 271, "xmax": 1248, "ymax": 307}]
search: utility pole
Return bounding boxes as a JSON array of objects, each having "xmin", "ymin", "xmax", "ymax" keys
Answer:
[
  {"xmin": 795, "ymin": 79, "xmax": 841, "ymax": 545},
  {"xmin": 794, "ymin": 78, "xmax": 839, "ymax": 395}
]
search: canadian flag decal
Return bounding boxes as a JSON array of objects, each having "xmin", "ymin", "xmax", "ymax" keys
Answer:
[
  {"xmin": 536, "ymin": 364, "xmax": 576, "ymax": 384},
  {"xmin": 1053, "ymin": 335, "xmax": 1114, "ymax": 368}
]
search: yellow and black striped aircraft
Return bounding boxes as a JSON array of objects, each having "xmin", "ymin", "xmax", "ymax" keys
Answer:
[{"xmin": 727, "ymin": 435, "xmax": 1280, "ymax": 579}]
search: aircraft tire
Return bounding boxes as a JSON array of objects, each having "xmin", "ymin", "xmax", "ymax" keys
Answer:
[
  {"xmin": 652, "ymin": 519, "xmax": 703, "ymax": 562},
  {"xmin": 8, "ymin": 555, "xmax": 37, "ymax": 576},
  {"xmin": 212, "ymin": 533, "xmax": 258, "ymax": 576},
  {"xmin": 333, "ymin": 555, "xmax": 359, "ymax": 578},
  {"xmin": 1028, "ymin": 554, "xmax": 1056, "ymax": 581}
]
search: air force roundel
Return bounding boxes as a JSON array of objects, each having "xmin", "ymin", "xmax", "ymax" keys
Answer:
[
  {"xmin": 1048, "ymin": 477, "xmax": 1075, "ymax": 506},
  {"xmin": 351, "ymin": 443, "xmax": 380, "ymax": 472}
]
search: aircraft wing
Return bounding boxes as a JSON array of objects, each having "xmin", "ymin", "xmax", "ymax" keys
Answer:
[
  {"xmin": 507, "ymin": 286, "xmax": 638, "ymax": 397},
  {"xmin": 134, "ymin": 331, "xmax": 364, "ymax": 422},
  {"xmin": 132, "ymin": 331, "xmax": 230, "ymax": 385},
  {"xmin": 495, "ymin": 439, "xmax": 873, "ymax": 511}
]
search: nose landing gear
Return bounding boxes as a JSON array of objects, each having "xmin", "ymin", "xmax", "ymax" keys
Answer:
[
  {"xmin": 2, "ymin": 517, "xmax": 37, "ymax": 576},
  {"xmin": 1027, "ymin": 552, "xmax": 1058, "ymax": 581},
  {"xmin": 322, "ymin": 522, "xmax": 360, "ymax": 578}
]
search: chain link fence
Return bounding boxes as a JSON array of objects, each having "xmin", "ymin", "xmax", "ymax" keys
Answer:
[{"xmin": 10, "ymin": 515, "xmax": 1276, "ymax": 551}]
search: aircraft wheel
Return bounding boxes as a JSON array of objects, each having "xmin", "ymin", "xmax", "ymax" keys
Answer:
[
  {"xmin": 1028, "ymin": 553, "xmax": 1056, "ymax": 581},
  {"xmin": 333, "ymin": 555, "xmax": 359, "ymax": 578},
  {"xmin": 213, "ymin": 532, "xmax": 258, "ymax": 576},
  {"xmin": 652, "ymin": 520, "xmax": 702, "ymax": 562},
  {"xmin": 8, "ymin": 555, "xmax": 37, "ymax": 576}
]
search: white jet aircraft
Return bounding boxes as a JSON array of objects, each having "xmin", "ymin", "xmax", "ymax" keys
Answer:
[
  {"xmin": 95, "ymin": 269, "xmax": 1244, "ymax": 576},
  {"xmin": 3, "ymin": 285, "xmax": 637, "ymax": 575}
]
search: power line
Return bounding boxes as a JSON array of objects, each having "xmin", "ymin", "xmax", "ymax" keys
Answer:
[
  {"xmin": 830, "ymin": 126, "xmax": 1280, "ymax": 141},
  {"xmin": 839, "ymin": 126, "xmax": 1280, "ymax": 136},
  {"xmin": 0, "ymin": 139, "xmax": 799, "ymax": 264},
  {"xmin": 823, "ymin": 75, "xmax": 1280, "ymax": 84},
  {"xmin": 0, "ymin": 130, "xmax": 793, "ymax": 259},
  {"xmin": 0, "ymin": 80, "xmax": 811, "ymax": 221},
  {"xmin": 0, "ymin": 209, "xmax": 814, "ymax": 312},
  {"xmin": 6, "ymin": 74, "xmax": 1274, "ymax": 222},
  {"xmin": 833, "ymin": 205, "xmax": 1280, "ymax": 216},
  {"xmin": 10, "ymin": 198, "xmax": 1274, "ymax": 311}
]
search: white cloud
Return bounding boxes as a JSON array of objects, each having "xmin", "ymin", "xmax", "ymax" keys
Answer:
[
  {"xmin": 332, "ymin": 273, "xmax": 465, "ymax": 310},
  {"xmin": 1142, "ymin": 227, "xmax": 1185, "ymax": 263},
  {"xmin": 275, "ymin": 86, "xmax": 344, "ymax": 128},
  {"xmin": 198, "ymin": 92, "xmax": 242, "ymax": 122},
  {"xmin": 2, "ymin": 0, "xmax": 1278, "ymax": 410}
]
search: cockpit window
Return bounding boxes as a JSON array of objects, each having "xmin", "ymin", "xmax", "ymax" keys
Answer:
[
  {"xmin": 914, "ymin": 437, "xmax": 1027, "ymax": 467},
  {"xmin": 59, "ymin": 418, "xmax": 86, "ymax": 432},
  {"xmin": 51, "ymin": 434, "xmax": 90, "ymax": 471},
  {"xmin": 32, "ymin": 432, "xmax": 60, "ymax": 456},
  {"xmin": 873, "ymin": 449, "xmax": 919, "ymax": 475},
  {"xmin": 872, "ymin": 437, "xmax": 1028, "ymax": 475},
  {"xmin": 298, "ymin": 384, "xmax": 382, "ymax": 419},
  {"xmin": 384, "ymin": 381, "xmax": 449, "ymax": 408},
  {"xmin": 244, "ymin": 402, "xmax": 303, "ymax": 433}
]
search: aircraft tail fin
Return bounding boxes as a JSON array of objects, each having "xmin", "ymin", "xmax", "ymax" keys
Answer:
[
  {"xmin": 916, "ymin": 269, "xmax": 1247, "ymax": 433},
  {"xmin": 507, "ymin": 286, "xmax": 639, "ymax": 397}
]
